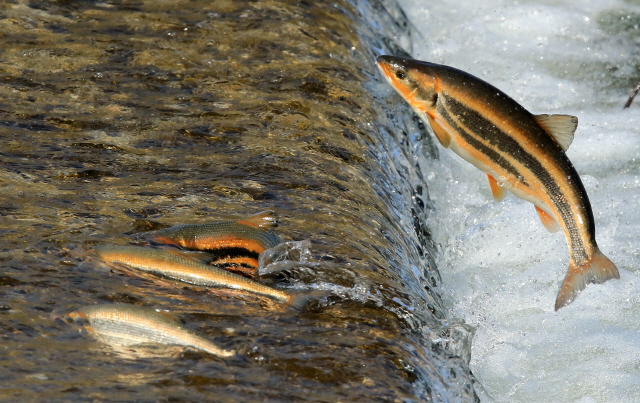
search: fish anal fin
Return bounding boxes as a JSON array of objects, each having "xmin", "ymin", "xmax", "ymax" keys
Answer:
[
  {"xmin": 426, "ymin": 115, "xmax": 451, "ymax": 148},
  {"xmin": 487, "ymin": 174, "xmax": 507, "ymax": 202},
  {"xmin": 555, "ymin": 251, "xmax": 620, "ymax": 310},
  {"xmin": 534, "ymin": 114, "xmax": 578, "ymax": 151},
  {"xmin": 535, "ymin": 206, "xmax": 561, "ymax": 233},
  {"xmin": 237, "ymin": 211, "xmax": 278, "ymax": 228}
]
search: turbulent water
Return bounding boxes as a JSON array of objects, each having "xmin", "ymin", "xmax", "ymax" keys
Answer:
[
  {"xmin": 397, "ymin": 0, "xmax": 640, "ymax": 401},
  {"xmin": 0, "ymin": 0, "xmax": 478, "ymax": 401}
]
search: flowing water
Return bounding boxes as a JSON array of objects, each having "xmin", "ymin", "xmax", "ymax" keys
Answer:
[
  {"xmin": 397, "ymin": 0, "xmax": 640, "ymax": 401},
  {"xmin": 0, "ymin": 0, "xmax": 477, "ymax": 401}
]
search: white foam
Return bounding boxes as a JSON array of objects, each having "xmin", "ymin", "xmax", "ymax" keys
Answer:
[{"xmin": 398, "ymin": 0, "xmax": 640, "ymax": 400}]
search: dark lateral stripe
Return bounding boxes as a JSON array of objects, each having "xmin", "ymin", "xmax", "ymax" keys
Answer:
[
  {"xmin": 436, "ymin": 101, "xmax": 526, "ymax": 186},
  {"xmin": 442, "ymin": 96, "xmax": 590, "ymax": 262}
]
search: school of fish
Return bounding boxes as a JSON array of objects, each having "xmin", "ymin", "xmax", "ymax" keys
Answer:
[
  {"xmin": 68, "ymin": 55, "xmax": 618, "ymax": 359},
  {"xmin": 377, "ymin": 55, "xmax": 619, "ymax": 310},
  {"xmin": 71, "ymin": 211, "xmax": 312, "ymax": 357}
]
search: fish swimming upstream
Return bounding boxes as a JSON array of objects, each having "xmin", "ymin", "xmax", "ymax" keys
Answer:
[
  {"xmin": 94, "ymin": 245, "xmax": 292, "ymax": 304},
  {"xmin": 377, "ymin": 55, "xmax": 619, "ymax": 310},
  {"xmin": 149, "ymin": 211, "xmax": 281, "ymax": 256},
  {"xmin": 148, "ymin": 211, "xmax": 281, "ymax": 270}
]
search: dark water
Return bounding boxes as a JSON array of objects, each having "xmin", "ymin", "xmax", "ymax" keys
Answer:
[{"xmin": 0, "ymin": 0, "xmax": 475, "ymax": 401}]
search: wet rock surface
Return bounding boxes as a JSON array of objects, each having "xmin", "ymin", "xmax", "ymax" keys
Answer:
[{"xmin": 0, "ymin": 0, "xmax": 475, "ymax": 401}]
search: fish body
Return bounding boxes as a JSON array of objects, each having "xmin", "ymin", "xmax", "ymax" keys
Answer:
[
  {"xmin": 149, "ymin": 211, "xmax": 281, "ymax": 256},
  {"xmin": 70, "ymin": 303, "xmax": 234, "ymax": 357},
  {"xmin": 94, "ymin": 245, "xmax": 290, "ymax": 303},
  {"xmin": 377, "ymin": 55, "xmax": 619, "ymax": 310}
]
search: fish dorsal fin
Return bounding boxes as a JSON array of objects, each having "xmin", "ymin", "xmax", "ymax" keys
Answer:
[
  {"xmin": 534, "ymin": 114, "xmax": 578, "ymax": 151},
  {"xmin": 535, "ymin": 206, "xmax": 561, "ymax": 233},
  {"xmin": 237, "ymin": 211, "xmax": 278, "ymax": 228},
  {"xmin": 426, "ymin": 115, "xmax": 451, "ymax": 148},
  {"xmin": 486, "ymin": 174, "xmax": 507, "ymax": 202}
]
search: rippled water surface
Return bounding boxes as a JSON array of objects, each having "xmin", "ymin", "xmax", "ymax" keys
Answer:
[{"xmin": 0, "ymin": 0, "xmax": 475, "ymax": 401}]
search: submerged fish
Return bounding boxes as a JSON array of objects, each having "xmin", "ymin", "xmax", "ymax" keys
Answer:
[
  {"xmin": 94, "ymin": 244, "xmax": 291, "ymax": 304},
  {"xmin": 70, "ymin": 303, "xmax": 235, "ymax": 357},
  {"xmin": 149, "ymin": 211, "xmax": 281, "ymax": 257},
  {"xmin": 377, "ymin": 55, "xmax": 619, "ymax": 310}
]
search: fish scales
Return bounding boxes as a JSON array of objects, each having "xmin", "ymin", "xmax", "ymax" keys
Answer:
[
  {"xmin": 94, "ymin": 245, "xmax": 290, "ymax": 303},
  {"xmin": 440, "ymin": 95, "xmax": 591, "ymax": 263},
  {"xmin": 76, "ymin": 304, "xmax": 234, "ymax": 357},
  {"xmin": 152, "ymin": 221, "xmax": 281, "ymax": 254},
  {"xmin": 437, "ymin": 100, "xmax": 525, "ymax": 185},
  {"xmin": 377, "ymin": 55, "xmax": 619, "ymax": 310}
]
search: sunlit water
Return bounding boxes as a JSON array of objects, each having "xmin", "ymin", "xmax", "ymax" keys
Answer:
[
  {"xmin": 396, "ymin": 0, "xmax": 640, "ymax": 401},
  {"xmin": 0, "ymin": 0, "xmax": 480, "ymax": 401}
]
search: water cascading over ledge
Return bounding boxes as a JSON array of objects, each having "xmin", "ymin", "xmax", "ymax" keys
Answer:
[{"xmin": 0, "ymin": 0, "xmax": 475, "ymax": 400}]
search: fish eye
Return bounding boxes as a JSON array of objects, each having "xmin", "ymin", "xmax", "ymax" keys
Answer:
[{"xmin": 395, "ymin": 70, "xmax": 407, "ymax": 80}]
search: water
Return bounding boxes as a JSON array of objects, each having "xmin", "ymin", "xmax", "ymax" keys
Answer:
[
  {"xmin": 397, "ymin": 0, "xmax": 640, "ymax": 401},
  {"xmin": 0, "ymin": 0, "xmax": 477, "ymax": 401}
]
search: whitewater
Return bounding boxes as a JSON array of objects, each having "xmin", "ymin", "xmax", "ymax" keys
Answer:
[{"xmin": 394, "ymin": 0, "xmax": 640, "ymax": 401}]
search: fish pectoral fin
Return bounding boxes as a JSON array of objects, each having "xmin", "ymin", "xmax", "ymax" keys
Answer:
[
  {"xmin": 535, "ymin": 206, "xmax": 561, "ymax": 233},
  {"xmin": 555, "ymin": 251, "xmax": 620, "ymax": 310},
  {"xmin": 534, "ymin": 114, "xmax": 578, "ymax": 151},
  {"xmin": 426, "ymin": 115, "xmax": 452, "ymax": 148},
  {"xmin": 237, "ymin": 211, "xmax": 278, "ymax": 228},
  {"xmin": 487, "ymin": 174, "xmax": 507, "ymax": 202}
]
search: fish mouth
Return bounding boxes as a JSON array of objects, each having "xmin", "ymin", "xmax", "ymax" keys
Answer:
[
  {"xmin": 377, "ymin": 55, "xmax": 435, "ymax": 75},
  {"xmin": 376, "ymin": 55, "xmax": 398, "ymax": 80},
  {"xmin": 376, "ymin": 55, "xmax": 418, "ymax": 83}
]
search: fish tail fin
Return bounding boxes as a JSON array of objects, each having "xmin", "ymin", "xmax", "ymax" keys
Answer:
[
  {"xmin": 286, "ymin": 290, "xmax": 332, "ymax": 311},
  {"xmin": 237, "ymin": 211, "xmax": 278, "ymax": 228},
  {"xmin": 67, "ymin": 311, "xmax": 83, "ymax": 321},
  {"xmin": 555, "ymin": 250, "xmax": 619, "ymax": 311}
]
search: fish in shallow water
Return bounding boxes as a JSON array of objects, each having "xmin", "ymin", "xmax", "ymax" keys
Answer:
[
  {"xmin": 69, "ymin": 303, "xmax": 235, "ymax": 357},
  {"xmin": 149, "ymin": 211, "xmax": 281, "ymax": 254},
  {"xmin": 95, "ymin": 244, "xmax": 292, "ymax": 304},
  {"xmin": 149, "ymin": 211, "xmax": 281, "ymax": 270},
  {"xmin": 377, "ymin": 55, "xmax": 619, "ymax": 310}
]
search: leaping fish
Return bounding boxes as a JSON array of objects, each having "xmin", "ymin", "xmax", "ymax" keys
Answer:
[
  {"xmin": 377, "ymin": 55, "xmax": 619, "ymax": 310},
  {"xmin": 69, "ymin": 303, "xmax": 235, "ymax": 357}
]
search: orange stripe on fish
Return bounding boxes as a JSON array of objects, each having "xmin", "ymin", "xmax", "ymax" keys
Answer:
[
  {"xmin": 94, "ymin": 245, "xmax": 290, "ymax": 303},
  {"xmin": 176, "ymin": 237, "xmax": 267, "ymax": 255},
  {"xmin": 377, "ymin": 55, "xmax": 619, "ymax": 310},
  {"xmin": 93, "ymin": 245, "xmax": 325, "ymax": 310},
  {"xmin": 148, "ymin": 212, "xmax": 281, "ymax": 255}
]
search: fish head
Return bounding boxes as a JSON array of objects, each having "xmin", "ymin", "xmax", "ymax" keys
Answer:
[{"xmin": 377, "ymin": 55, "xmax": 440, "ymax": 113}]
